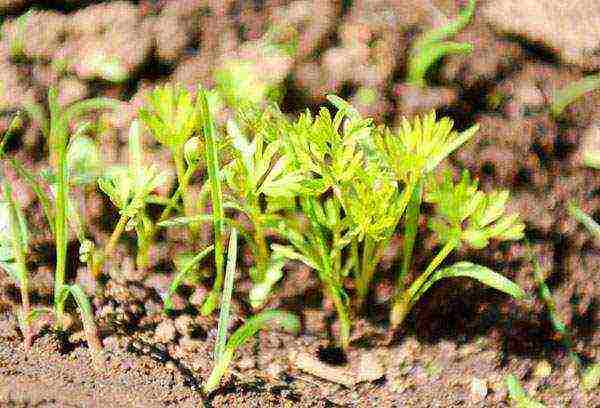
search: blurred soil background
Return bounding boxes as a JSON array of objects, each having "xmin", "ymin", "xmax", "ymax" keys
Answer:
[{"xmin": 0, "ymin": 0, "xmax": 598, "ymax": 406}]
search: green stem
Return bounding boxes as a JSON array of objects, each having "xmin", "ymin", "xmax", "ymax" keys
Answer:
[
  {"xmin": 199, "ymin": 89, "xmax": 225, "ymax": 316},
  {"xmin": 355, "ymin": 236, "xmax": 376, "ymax": 307},
  {"xmin": 214, "ymin": 228, "xmax": 238, "ymax": 360},
  {"xmin": 390, "ymin": 240, "xmax": 456, "ymax": 328},
  {"xmin": 395, "ymin": 180, "xmax": 423, "ymax": 297},
  {"xmin": 52, "ymin": 120, "xmax": 69, "ymax": 326},
  {"xmin": 91, "ymin": 213, "xmax": 129, "ymax": 279},
  {"xmin": 328, "ymin": 283, "xmax": 351, "ymax": 349}
]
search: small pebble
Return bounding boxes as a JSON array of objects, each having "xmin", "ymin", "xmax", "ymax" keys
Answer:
[
  {"xmin": 470, "ymin": 377, "xmax": 488, "ymax": 402},
  {"xmin": 533, "ymin": 360, "xmax": 552, "ymax": 378},
  {"xmin": 174, "ymin": 315, "xmax": 193, "ymax": 336},
  {"xmin": 154, "ymin": 320, "xmax": 177, "ymax": 343}
]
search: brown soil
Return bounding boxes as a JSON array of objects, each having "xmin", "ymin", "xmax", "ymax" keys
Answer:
[{"xmin": 0, "ymin": 1, "xmax": 598, "ymax": 407}]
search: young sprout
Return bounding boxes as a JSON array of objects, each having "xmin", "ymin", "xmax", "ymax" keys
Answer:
[
  {"xmin": 198, "ymin": 87, "xmax": 227, "ymax": 316},
  {"xmin": 568, "ymin": 201, "xmax": 600, "ymax": 243},
  {"xmin": 527, "ymin": 243, "xmax": 582, "ymax": 368},
  {"xmin": 96, "ymin": 121, "xmax": 169, "ymax": 278},
  {"xmin": 406, "ymin": 0, "xmax": 476, "ymax": 88},
  {"xmin": 390, "ymin": 170, "xmax": 526, "ymax": 328},
  {"xmin": 139, "ymin": 84, "xmax": 201, "ymax": 234},
  {"xmin": 0, "ymin": 171, "xmax": 33, "ymax": 348},
  {"xmin": 505, "ymin": 374, "xmax": 546, "ymax": 408},
  {"xmin": 550, "ymin": 73, "xmax": 600, "ymax": 118},
  {"xmin": 223, "ymin": 106, "xmax": 307, "ymax": 309},
  {"xmin": 203, "ymin": 227, "xmax": 300, "ymax": 393},
  {"xmin": 2, "ymin": 88, "xmax": 118, "ymax": 360}
]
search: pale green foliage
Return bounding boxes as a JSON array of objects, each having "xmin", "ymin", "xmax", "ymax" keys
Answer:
[
  {"xmin": 407, "ymin": 0, "xmax": 476, "ymax": 87},
  {"xmin": 373, "ymin": 112, "xmax": 479, "ymax": 183},
  {"xmin": 426, "ymin": 170, "xmax": 525, "ymax": 248},
  {"xmin": 551, "ymin": 73, "xmax": 600, "ymax": 118},
  {"xmin": 99, "ymin": 121, "xmax": 168, "ymax": 234},
  {"xmin": 139, "ymin": 84, "xmax": 199, "ymax": 153},
  {"xmin": 506, "ymin": 375, "xmax": 546, "ymax": 408},
  {"xmin": 341, "ymin": 166, "xmax": 402, "ymax": 241}
]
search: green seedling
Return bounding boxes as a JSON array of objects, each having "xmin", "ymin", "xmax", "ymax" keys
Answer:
[
  {"xmin": 527, "ymin": 243, "xmax": 582, "ymax": 368},
  {"xmin": 568, "ymin": 201, "xmax": 600, "ymax": 243},
  {"xmin": 406, "ymin": 0, "xmax": 476, "ymax": 87},
  {"xmin": 1, "ymin": 88, "xmax": 118, "ymax": 360},
  {"xmin": 0, "ymin": 170, "xmax": 33, "ymax": 348},
  {"xmin": 203, "ymin": 226, "xmax": 300, "ymax": 393},
  {"xmin": 506, "ymin": 374, "xmax": 546, "ymax": 408},
  {"xmin": 390, "ymin": 170, "xmax": 526, "ymax": 327},
  {"xmin": 198, "ymin": 87, "xmax": 227, "ymax": 316},
  {"xmin": 550, "ymin": 73, "xmax": 600, "ymax": 118},
  {"xmin": 223, "ymin": 106, "xmax": 308, "ymax": 309},
  {"xmin": 139, "ymin": 84, "xmax": 201, "ymax": 232},
  {"xmin": 96, "ymin": 120, "xmax": 169, "ymax": 278}
]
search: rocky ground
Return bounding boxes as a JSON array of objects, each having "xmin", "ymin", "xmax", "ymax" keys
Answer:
[{"xmin": 0, "ymin": 0, "xmax": 598, "ymax": 406}]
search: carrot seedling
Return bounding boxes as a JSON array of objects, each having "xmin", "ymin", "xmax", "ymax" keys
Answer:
[
  {"xmin": 6, "ymin": 88, "xmax": 119, "ymax": 359},
  {"xmin": 406, "ymin": 0, "xmax": 476, "ymax": 88},
  {"xmin": 0, "ymin": 170, "xmax": 34, "ymax": 348},
  {"xmin": 96, "ymin": 120, "xmax": 169, "ymax": 278},
  {"xmin": 550, "ymin": 73, "xmax": 600, "ymax": 118},
  {"xmin": 506, "ymin": 374, "xmax": 546, "ymax": 408}
]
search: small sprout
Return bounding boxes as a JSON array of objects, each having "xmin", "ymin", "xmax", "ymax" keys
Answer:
[
  {"xmin": 198, "ymin": 87, "xmax": 226, "ymax": 316},
  {"xmin": 97, "ymin": 121, "xmax": 168, "ymax": 276},
  {"xmin": 568, "ymin": 201, "xmax": 600, "ymax": 243},
  {"xmin": 87, "ymin": 52, "xmax": 128, "ymax": 83},
  {"xmin": 582, "ymin": 364, "xmax": 600, "ymax": 391},
  {"xmin": 505, "ymin": 374, "xmax": 546, "ymax": 408},
  {"xmin": 406, "ymin": 0, "xmax": 476, "ymax": 88},
  {"xmin": 0, "ymin": 174, "xmax": 33, "ymax": 348},
  {"xmin": 163, "ymin": 245, "xmax": 214, "ymax": 311},
  {"xmin": 550, "ymin": 73, "xmax": 600, "ymax": 118}
]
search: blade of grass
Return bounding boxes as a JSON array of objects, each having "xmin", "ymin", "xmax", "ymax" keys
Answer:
[
  {"xmin": 214, "ymin": 228, "xmax": 238, "ymax": 360},
  {"xmin": 568, "ymin": 201, "xmax": 600, "ymax": 242},
  {"xmin": 204, "ymin": 309, "xmax": 300, "ymax": 393},
  {"xmin": 551, "ymin": 73, "xmax": 600, "ymax": 118},
  {"xmin": 526, "ymin": 241, "xmax": 582, "ymax": 368},
  {"xmin": 163, "ymin": 244, "xmax": 214, "ymax": 311},
  {"xmin": 198, "ymin": 87, "xmax": 225, "ymax": 316}
]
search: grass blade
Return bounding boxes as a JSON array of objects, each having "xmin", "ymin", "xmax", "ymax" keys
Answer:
[
  {"xmin": 66, "ymin": 284, "xmax": 103, "ymax": 363},
  {"xmin": 204, "ymin": 309, "xmax": 300, "ymax": 393},
  {"xmin": 415, "ymin": 261, "xmax": 526, "ymax": 302},
  {"xmin": 164, "ymin": 245, "xmax": 214, "ymax": 311},
  {"xmin": 505, "ymin": 374, "xmax": 546, "ymax": 407},
  {"xmin": 551, "ymin": 73, "xmax": 600, "ymax": 118},
  {"xmin": 214, "ymin": 228, "xmax": 238, "ymax": 360},
  {"xmin": 568, "ymin": 202, "xmax": 600, "ymax": 242},
  {"xmin": 199, "ymin": 87, "xmax": 225, "ymax": 316}
]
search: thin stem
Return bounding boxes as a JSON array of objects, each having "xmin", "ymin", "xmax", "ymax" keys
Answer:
[
  {"xmin": 214, "ymin": 228, "xmax": 238, "ymax": 360},
  {"xmin": 199, "ymin": 89, "xmax": 225, "ymax": 316},
  {"xmin": 53, "ymin": 121, "xmax": 69, "ymax": 326},
  {"xmin": 355, "ymin": 236, "xmax": 376, "ymax": 307},
  {"xmin": 390, "ymin": 240, "xmax": 456, "ymax": 328},
  {"xmin": 328, "ymin": 283, "xmax": 351, "ymax": 349},
  {"xmin": 158, "ymin": 164, "xmax": 196, "ymax": 223},
  {"xmin": 91, "ymin": 213, "xmax": 129, "ymax": 279},
  {"xmin": 396, "ymin": 180, "xmax": 423, "ymax": 296}
]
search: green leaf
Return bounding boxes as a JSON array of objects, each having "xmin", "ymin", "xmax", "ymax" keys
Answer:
[
  {"xmin": 67, "ymin": 134, "xmax": 102, "ymax": 185},
  {"xmin": 414, "ymin": 262, "xmax": 526, "ymax": 304},
  {"xmin": 164, "ymin": 245, "xmax": 214, "ymax": 311},
  {"xmin": 214, "ymin": 228, "xmax": 238, "ymax": 360},
  {"xmin": 407, "ymin": 0, "xmax": 476, "ymax": 87},
  {"xmin": 505, "ymin": 374, "xmax": 546, "ymax": 408},
  {"xmin": 204, "ymin": 309, "xmax": 300, "ymax": 393},
  {"xmin": 582, "ymin": 363, "xmax": 600, "ymax": 391},
  {"xmin": 248, "ymin": 255, "xmax": 286, "ymax": 309},
  {"xmin": 568, "ymin": 202, "xmax": 600, "ymax": 242},
  {"xmin": 551, "ymin": 73, "xmax": 600, "ymax": 118}
]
